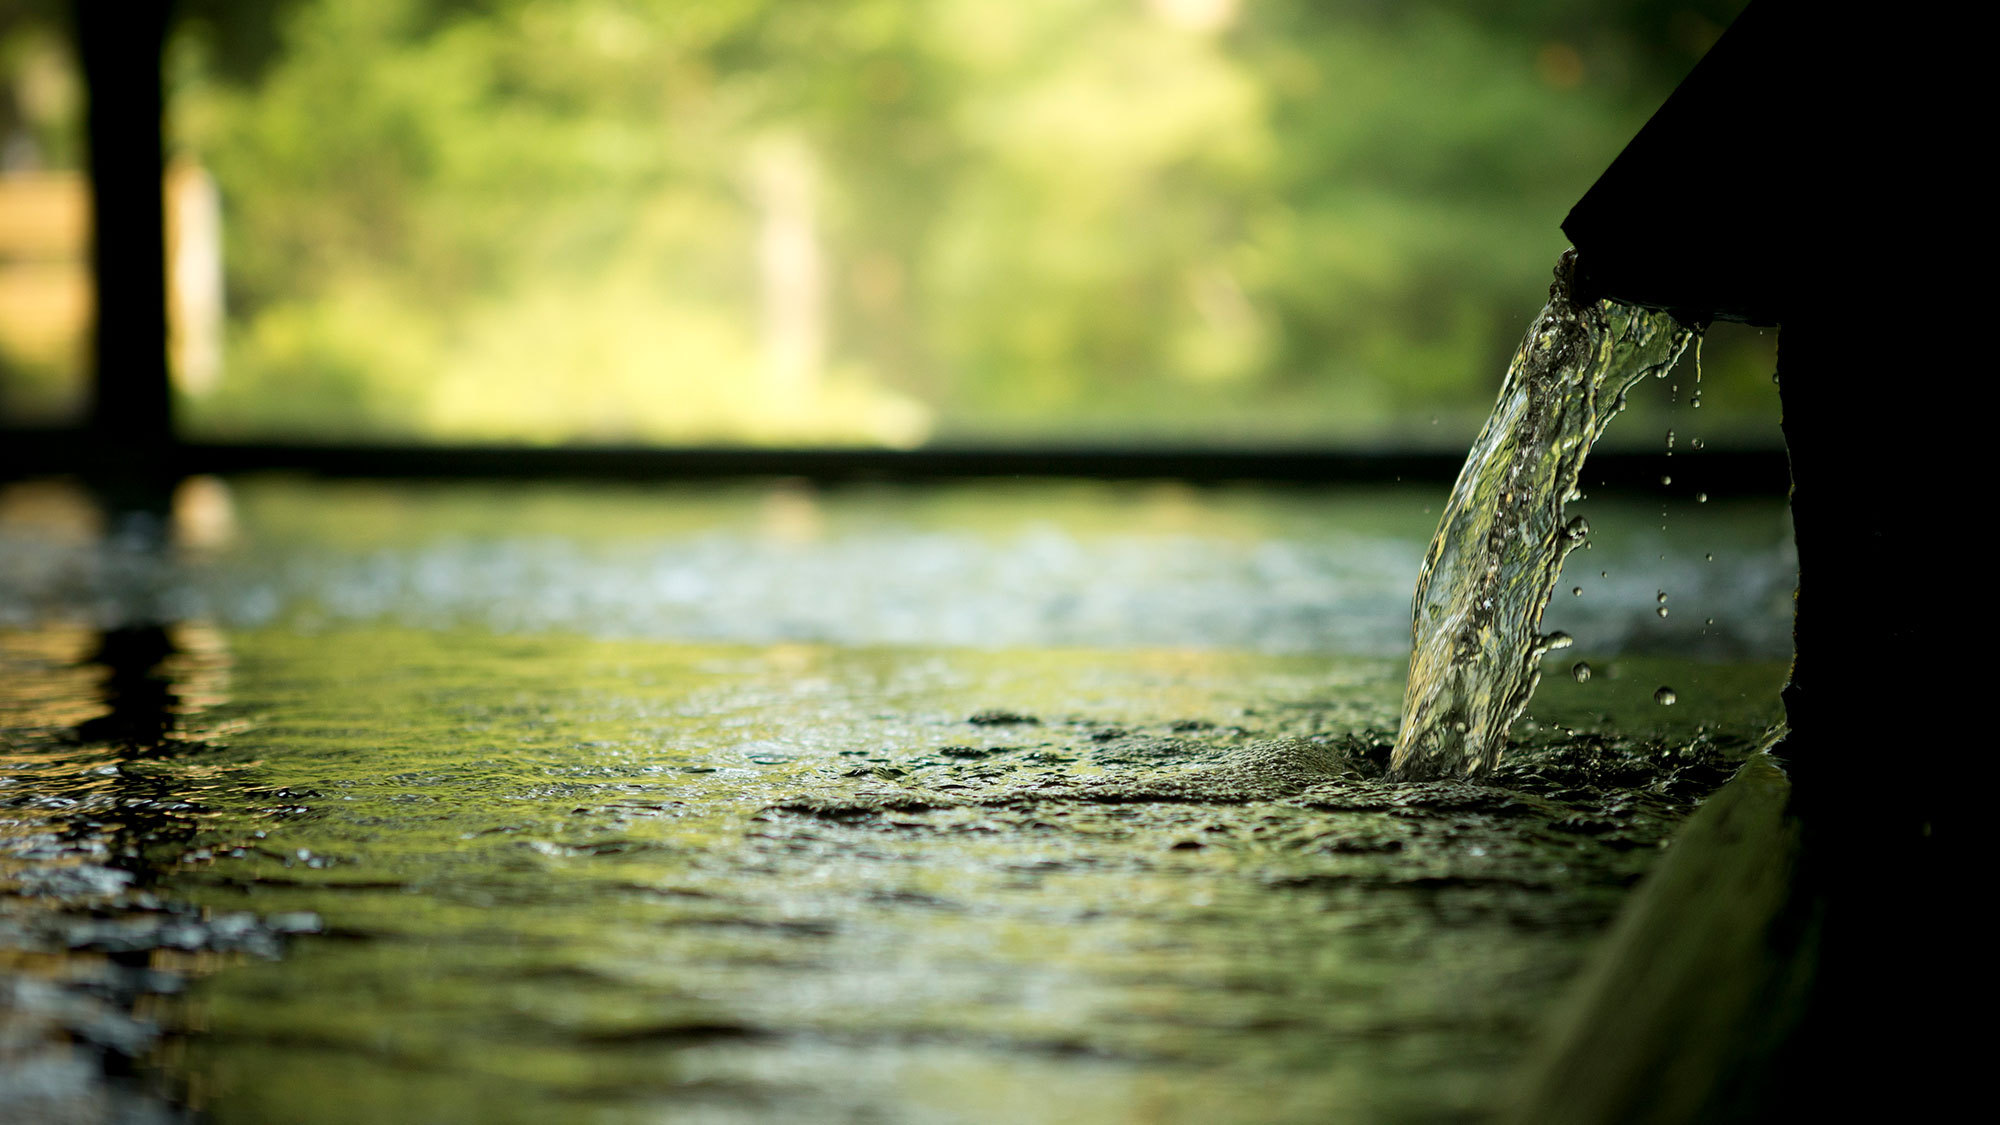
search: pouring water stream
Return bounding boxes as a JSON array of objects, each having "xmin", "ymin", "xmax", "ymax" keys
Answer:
[{"xmin": 1392, "ymin": 251, "xmax": 1693, "ymax": 779}]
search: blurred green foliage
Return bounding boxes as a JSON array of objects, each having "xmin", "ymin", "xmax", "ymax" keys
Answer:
[
  {"xmin": 0, "ymin": 2, "xmax": 85, "ymax": 421},
  {"xmin": 14, "ymin": 0, "xmax": 1778, "ymax": 447}
]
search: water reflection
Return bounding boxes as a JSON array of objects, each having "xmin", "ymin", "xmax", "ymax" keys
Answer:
[
  {"xmin": 0, "ymin": 621, "xmax": 236, "ymax": 898},
  {"xmin": 0, "ymin": 622, "xmax": 208, "ymax": 1115},
  {"xmin": 78, "ymin": 624, "xmax": 184, "ymax": 749},
  {"xmin": 74, "ymin": 623, "xmax": 237, "ymax": 887},
  {"xmin": 0, "ymin": 480, "xmax": 307, "ymax": 1119}
]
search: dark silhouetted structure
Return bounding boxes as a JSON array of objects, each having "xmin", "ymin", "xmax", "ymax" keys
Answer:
[
  {"xmin": 74, "ymin": 1, "xmax": 176, "ymax": 516},
  {"xmin": 1528, "ymin": 2, "xmax": 1948, "ymax": 1120}
]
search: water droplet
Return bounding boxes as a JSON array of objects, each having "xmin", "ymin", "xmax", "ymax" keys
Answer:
[
  {"xmin": 1656, "ymin": 591, "xmax": 1668, "ymax": 603},
  {"xmin": 1771, "ymin": 371, "xmax": 1780, "ymax": 384},
  {"xmin": 1654, "ymin": 687, "xmax": 1677, "ymax": 706},
  {"xmin": 1545, "ymin": 631, "xmax": 1573, "ymax": 649},
  {"xmin": 1563, "ymin": 516, "xmax": 1590, "ymax": 540},
  {"xmin": 1599, "ymin": 570, "xmax": 1608, "ymax": 579},
  {"xmin": 1571, "ymin": 662, "xmax": 1592, "ymax": 683},
  {"xmin": 1571, "ymin": 586, "xmax": 1583, "ymax": 596},
  {"xmin": 1704, "ymin": 552, "xmax": 1714, "ymax": 561},
  {"xmin": 1695, "ymin": 492, "xmax": 1708, "ymax": 503},
  {"xmin": 1690, "ymin": 437, "xmax": 1705, "ymax": 450},
  {"xmin": 1660, "ymin": 474, "xmax": 1672, "ymax": 486},
  {"xmin": 1705, "ymin": 618, "xmax": 1715, "ymax": 626},
  {"xmin": 1656, "ymin": 606, "xmax": 1669, "ymax": 618},
  {"xmin": 1665, "ymin": 429, "xmax": 1676, "ymax": 448}
]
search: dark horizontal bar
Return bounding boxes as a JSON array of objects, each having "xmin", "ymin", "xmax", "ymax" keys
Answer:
[{"xmin": 0, "ymin": 430, "xmax": 1790, "ymax": 495}]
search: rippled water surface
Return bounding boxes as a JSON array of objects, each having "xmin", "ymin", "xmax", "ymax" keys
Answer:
[{"xmin": 2, "ymin": 478, "xmax": 1790, "ymax": 1122}]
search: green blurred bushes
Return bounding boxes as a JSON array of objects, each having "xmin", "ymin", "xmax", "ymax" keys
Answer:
[{"xmin": 159, "ymin": 0, "xmax": 1769, "ymax": 447}]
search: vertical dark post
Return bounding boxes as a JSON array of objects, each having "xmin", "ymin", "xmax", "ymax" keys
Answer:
[
  {"xmin": 1537, "ymin": 2, "xmax": 1951, "ymax": 1116},
  {"xmin": 1769, "ymin": 316, "xmax": 1944, "ymax": 1115},
  {"xmin": 1775, "ymin": 324, "xmax": 1907, "ymax": 817},
  {"xmin": 73, "ymin": 1, "xmax": 176, "ymax": 512}
]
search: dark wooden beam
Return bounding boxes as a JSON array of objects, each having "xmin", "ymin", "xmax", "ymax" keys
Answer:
[
  {"xmin": 0, "ymin": 432, "xmax": 1795, "ymax": 495},
  {"xmin": 73, "ymin": 2, "xmax": 176, "ymax": 510}
]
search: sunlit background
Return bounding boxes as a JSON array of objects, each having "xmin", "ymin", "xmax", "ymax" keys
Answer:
[{"xmin": 3, "ymin": 0, "xmax": 1765, "ymax": 450}]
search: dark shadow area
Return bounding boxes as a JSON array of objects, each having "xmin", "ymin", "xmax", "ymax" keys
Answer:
[{"xmin": 1524, "ymin": 2, "xmax": 1952, "ymax": 1119}]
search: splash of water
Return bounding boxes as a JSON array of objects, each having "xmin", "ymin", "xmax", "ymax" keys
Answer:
[{"xmin": 1392, "ymin": 251, "xmax": 1692, "ymax": 779}]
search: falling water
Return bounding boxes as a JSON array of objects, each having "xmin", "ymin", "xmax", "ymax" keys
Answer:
[{"xmin": 1392, "ymin": 251, "xmax": 1693, "ymax": 779}]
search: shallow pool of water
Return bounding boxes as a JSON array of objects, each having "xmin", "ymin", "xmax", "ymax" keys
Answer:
[{"xmin": 1, "ymin": 477, "xmax": 1790, "ymax": 1122}]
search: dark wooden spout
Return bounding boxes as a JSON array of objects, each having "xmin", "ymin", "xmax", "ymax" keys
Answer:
[{"xmin": 1565, "ymin": 0, "xmax": 1937, "ymax": 834}]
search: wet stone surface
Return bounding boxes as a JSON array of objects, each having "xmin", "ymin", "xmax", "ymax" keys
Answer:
[
  {"xmin": 2, "ymin": 624, "xmax": 1773, "ymax": 1123},
  {"xmin": 0, "ymin": 480, "xmax": 1790, "ymax": 1123},
  {"xmin": 763, "ymin": 721, "xmax": 1754, "ymax": 901}
]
